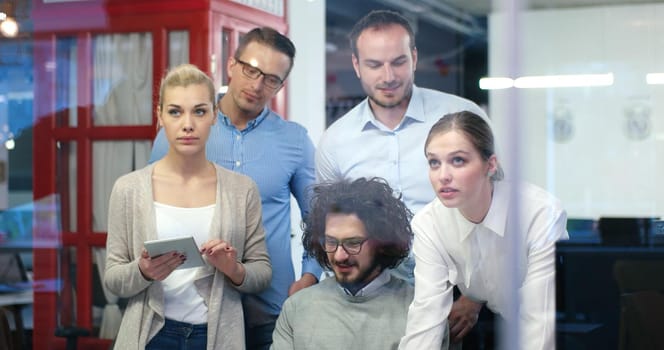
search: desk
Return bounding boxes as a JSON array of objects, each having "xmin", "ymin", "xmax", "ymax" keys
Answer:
[
  {"xmin": 557, "ymin": 321, "xmax": 602, "ymax": 334},
  {"xmin": 0, "ymin": 237, "xmax": 61, "ymax": 253},
  {"xmin": 0, "ymin": 290, "xmax": 32, "ymax": 307}
]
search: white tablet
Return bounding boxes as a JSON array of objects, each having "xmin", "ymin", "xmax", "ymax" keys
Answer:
[{"xmin": 144, "ymin": 236, "xmax": 206, "ymax": 270}]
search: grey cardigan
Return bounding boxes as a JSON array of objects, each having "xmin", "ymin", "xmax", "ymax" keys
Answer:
[{"xmin": 104, "ymin": 163, "xmax": 271, "ymax": 350}]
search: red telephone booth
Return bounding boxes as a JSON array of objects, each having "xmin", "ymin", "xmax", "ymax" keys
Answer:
[{"xmin": 31, "ymin": 1, "xmax": 288, "ymax": 348}]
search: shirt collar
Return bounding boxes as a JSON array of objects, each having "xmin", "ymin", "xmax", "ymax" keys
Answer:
[
  {"xmin": 359, "ymin": 85, "xmax": 426, "ymax": 132},
  {"xmin": 482, "ymin": 182, "xmax": 509, "ymax": 237},
  {"xmin": 340, "ymin": 268, "xmax": 391, "ymax": 297},
  {"xmin": 402, "ymin": 85, "xmax": 426, "ymax": 123},
  {"xmin": 456, "ymin": 181, "xmax": 509, "ymax": 242},
  {"xmin": 217, "ymin": 92, "xmax": 269, "ymax": 131}
]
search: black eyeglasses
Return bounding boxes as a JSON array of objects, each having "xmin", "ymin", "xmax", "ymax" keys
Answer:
[
  {"xmin": 234, "ymin": 58, "xmax": 284, "ymax": 89},
  {"xmin": 322, "ymin": 237, "xmax": 369, "ymax": 255}
]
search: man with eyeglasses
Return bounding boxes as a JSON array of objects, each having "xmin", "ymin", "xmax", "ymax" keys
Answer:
[
  {"xmin": 271, "ymin": 177, "xmax": 430, "ymax": 350},
  {"xmin": 149, "ymin": 27, "xmax": 321, "ymax": 350}
]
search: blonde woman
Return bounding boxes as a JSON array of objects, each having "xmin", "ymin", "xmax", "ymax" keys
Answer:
[{"xmin": 104, "ymin": 64, "xmax": 271, "ymax": 350}]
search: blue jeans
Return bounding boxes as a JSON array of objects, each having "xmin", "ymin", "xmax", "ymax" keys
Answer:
[
  {"xmin": 146, "ymin": 318, "xmax": 207, "ymax": 350},
  {"xmin": 245, "ymin": 318, "xmax": 277, "ymax": 350}
]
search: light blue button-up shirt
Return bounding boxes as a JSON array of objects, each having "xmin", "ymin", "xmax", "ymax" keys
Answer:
[
  {"xmin": 317, "ymin": 85, "xmax": 488, "ymax": 213},
  {"xmin": 150, "ymin": 104, "xmax": 321, "ymax": 320},
  {"xmin": 316, "ymin": 86, "xmax": 489, "ymax": 283}
]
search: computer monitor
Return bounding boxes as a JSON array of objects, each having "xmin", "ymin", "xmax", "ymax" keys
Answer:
[
  {"xmin": 597, "ymin": 217, "xmax": 658, "ymax": 246},
  {"xmin": 0, "ymin": 253, "xmax": 30, "ymax": 293},
  {"xmin": 0, "ymin": 253, "xmax": 28, "ymax": 284}
]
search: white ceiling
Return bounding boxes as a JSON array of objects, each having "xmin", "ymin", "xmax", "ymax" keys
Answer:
[
  {"xmin": 325, "ymin": 0, "xmax": 664, "ymax": 69},
  {"xmin": 327, "ymin": 0, "xmax": 664, "ymax": 35},
  {"xmin": 444, "ymin": 0, "xmax": 664, "ymax": 15},
  {"xmin": 327, "ymin": 0, "xmax": 664, "ymax": 46}
]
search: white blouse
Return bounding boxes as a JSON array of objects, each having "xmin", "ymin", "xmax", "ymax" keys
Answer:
[
  {"xmin": 155, "ymin": 202, "xmax": 215, "ymax": 325},
  {"xmin": 399, "ymin": 181, "xmax": 568, "ymax": 350}
]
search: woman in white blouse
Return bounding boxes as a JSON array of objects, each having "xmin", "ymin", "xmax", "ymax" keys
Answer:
[{"xmin": 399, "ymin": 111, "xmax": 568, "ymax": 350}]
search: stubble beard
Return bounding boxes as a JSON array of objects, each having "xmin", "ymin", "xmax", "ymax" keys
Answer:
[
  {"xmin": 233, "ymin": 91, "xmax": 264, "ymax": 118},
  {"xmin": 367, "ymin": 82, "xmax": 413, "ymax": 110}
]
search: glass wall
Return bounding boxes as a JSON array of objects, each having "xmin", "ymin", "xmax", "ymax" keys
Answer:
[
  {"xmin": 487, "ymin": 4, "xmax": 664, "ymax": 349},
  {"xmin": 324, "ymin": 1, "xmax": 663, "ymax": 350}
]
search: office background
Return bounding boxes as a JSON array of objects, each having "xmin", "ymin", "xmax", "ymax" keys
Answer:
[{"xmin": 0, "ymin": 0, "xmax": 663, "ymax": 349}]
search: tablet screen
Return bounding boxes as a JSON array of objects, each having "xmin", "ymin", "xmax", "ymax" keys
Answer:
[{"xmin": 144, "ymin": 236, "xmax": 206, "ymax": 269}]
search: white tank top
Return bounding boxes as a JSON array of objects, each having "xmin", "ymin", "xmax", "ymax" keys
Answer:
[{"xmin": 154, "ymin": 201, "xmax": 214, "ymax": 324}]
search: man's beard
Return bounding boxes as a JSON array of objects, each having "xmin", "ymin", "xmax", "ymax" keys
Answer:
[
  {"xmin": 367, "ymin": 82, "xmax": 413, "ymax": 109},
  {"xmin": 335, "ymin": 258, "xmax": 381, "ymax": 295}
]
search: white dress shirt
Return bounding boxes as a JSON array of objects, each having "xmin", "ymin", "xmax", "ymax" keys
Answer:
[{"xmin": 399, "ymin": 181, "xmax": 568, "ymax": 350}]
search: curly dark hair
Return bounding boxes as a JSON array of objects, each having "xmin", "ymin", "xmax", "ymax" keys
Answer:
[{"xmin": 302, "ymin": 177, "xmax": 413, "ymax": 271}]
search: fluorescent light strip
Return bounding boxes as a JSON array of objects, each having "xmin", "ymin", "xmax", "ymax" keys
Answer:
[
  {"xmin": 646, "ymin": 73, "xmax": 664, "ymax": 85},
  {"xmin": 479, "ymin": 77, "xmax": 513, "ymax": 90},
  {"xmin": 515, "ymin": 73, "xmax": 614, "ymax": 88},
  {"xmin": 479, "ymin": 73, "xmax": 614, "ymax": 90}
]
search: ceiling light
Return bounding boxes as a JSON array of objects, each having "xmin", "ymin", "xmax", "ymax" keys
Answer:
[
  {"xmin": 0, "ymin": 17, "xmax": 18, "ymax": 38},
  {"xmin": 646, "ymin": 73, "xmax": 664, "ymax": 85},
  {"xmin": 514, "ymin": 73, "xmax": 614, "ymax": 88},
  {"xmin": 479, "ymin": 77, "xmax": 513, "ymax": 90},
  {"xmin": 480, "ymin": 73, "xmax": 614, "ymax": 90},
  {"xmin": 5, "ymin": 138, "xmax": 15, "ymax": 151}
]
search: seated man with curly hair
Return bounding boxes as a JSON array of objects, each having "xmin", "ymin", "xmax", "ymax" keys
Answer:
[{"xmin": 271, "ymin": 177, "xmax": 419, "ymax": 350}]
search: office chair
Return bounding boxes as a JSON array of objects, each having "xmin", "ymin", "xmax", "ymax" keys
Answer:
[
  {"xmin": 54, "ymin": 262, "xmax": 115, "ymax": 350},
  {"xmin": 613, "ymin": 259, "xmax": 664, "ymax": 350}
]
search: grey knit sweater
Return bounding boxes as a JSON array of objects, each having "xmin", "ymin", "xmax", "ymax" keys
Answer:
[{"xmin": 271, "ymin": 275, "xmax": 413, "ymax": 350}]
